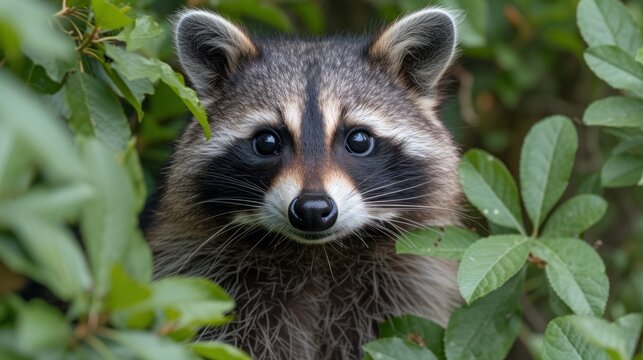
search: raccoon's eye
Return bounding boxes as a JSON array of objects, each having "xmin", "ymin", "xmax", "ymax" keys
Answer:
[
  {"xmin": 345, "ymin": 129, "xmax": 374, "ymax": 156},
  {"xmin": 253, "ymin": 130, "xmax": 281, "ymax": 156}
]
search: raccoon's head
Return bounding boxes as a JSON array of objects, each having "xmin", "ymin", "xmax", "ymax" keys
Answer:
[{"xmin": 159, "ymin": 8, "xmax": 461, "ymax": 246}]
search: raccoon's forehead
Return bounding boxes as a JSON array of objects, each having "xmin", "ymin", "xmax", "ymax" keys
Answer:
[{"xmin": 197, "ymin": 39, "xmax": 448, "ymax": 158}]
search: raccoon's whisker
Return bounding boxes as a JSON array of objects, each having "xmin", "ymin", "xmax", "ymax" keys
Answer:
[
  {"xmin": 200, "ymin": 173, "xmax": 268, "ymax": 194},
  {"xmin": 322, "ymin": 246, "xmax": 335, "ymax": 281},
  {"xmin": 175, "ymin": 220, "xmax": 245, "ymax": 274},
  {"xmin": 357, "ymin": 175, "xmax": 428, "ymax": 197},
  {"xmin": 191, "ymin": 198, "xmax": 265, "ymax": 209},
  {"xmin": 362, "ymin": 180, "xmax": 434, "ymax": 202},
  {"xmin": 194, "ymin": 208, "xmax": 259, "ymax": 226}
]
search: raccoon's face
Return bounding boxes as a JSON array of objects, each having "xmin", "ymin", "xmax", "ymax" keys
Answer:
[{"xmin": 163, "ymin": 9, "xmax": 461, "ymax": 245}]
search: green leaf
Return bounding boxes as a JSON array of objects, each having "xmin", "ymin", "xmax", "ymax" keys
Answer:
[
  {"xmin": 577, "ymin": 0, "xmax": 643, "ymax": 54},
  {"xmin": 585, "ymin": 45, "xmax": 643, "ymax": 94},
  {"xmin": 123, "ymin": 277, "xmax": 234, "ymax": 328},
  {"xmin": 445, "ymin": 271, "xmax": 524, "ymax": 360},
  {"xmin": 0, "ymin": 72, "xmax": 84, "ymax": 182},
  {"xmin": 0, "ymin": 184, "xmax": 93, "ymax": 225},
  {"xmin": 397, "ymin": 226, "xmax": 479, "ymax": 260},
  {"xmin": 458, "ymin": 235, "xmax": 532, "ymax": 303},
  {"xmin": 520, "ymin": 115, "xmax": 578, "ymax": 230},
  {"xmin": 532, "ymin": 238, "xmax": 608, "ymax": 316},
  {"xmin": 99, "ymin": 62, "xmax": 146, "ymax": 121},
  {"xmin": 106, "ymin": 265, "xmax": 151, "ymax": 310},
  {"xmin": 117, "ymin": 15, "xmax": 164, "ymax": 51},
  {"xmin": 541, "ymin": 195, "xmax": 607, "ymax": 237},
  {"xmin": 64, "ymin": 71, "xmax": 131, "ymax": 151},
  {"xmin": 363, "ymin": 338, "xmax": 438, "ymax": 360},
  {"xmin": 12, "ymin": 220, "xmax": 92, "ymax": 301},
  {"xmin": 615, "ymin": 313, "xmax": 643, "ymax": 358},
  {"xmin": 104, "ymin": 45, "xmax": 210, "ymax": 138},
  {"xmin": 79, "ymin": 138, "xmax": 137, "ymax": 295},
  {"xmin": 16, "ymin": 300, "xmax": 71, "ymax": 355},
  {"xmin": 91, "ymin": 0, "xmax": 133, "ymax": 30},
  {"xmin": 105, "ymin": 330, "xmax": 199, "ymax": 360},
  {"xmin": 0, "ymin": 0, "xmax": 76, "ymax": 70},
  {"xmin": 105, "ymin": 44, "xmax": 161, "ymax": 82},
  {"xmin": 459, "ymin": 149, "xmax": 525, "ymax": 234},
  {"xmin": 156, "ymin": 61, "xmax": 211, "ymax": 140},
  {"xmin": 601, "ymin": 154, "xmax": 643, "ymax": 187},
  {"xmin": 121, "ymin": 230, "xmax": 152, "ymax": 283},
  {"xmin": 379, "ymin": 315, "xmax": 445, "ymax": 360},
  {"xmin": 637, "ymin": 48, "xmax": 643, "ymax": 65},
  {"xmin": 542, "ymin": 316, "xmax": 611, "ymax": 360},
  {"xmin": 584, "ymin": 96, "xmax": 643, "ymax": 128},
  {"xmin": 190, "ymin": 342, "xmax": 251, "ymax": 360}
]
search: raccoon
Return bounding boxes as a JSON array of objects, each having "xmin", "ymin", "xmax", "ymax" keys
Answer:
[{"xmin": 149, "ymin": 8, "xmax": 463, "ymax": 360}]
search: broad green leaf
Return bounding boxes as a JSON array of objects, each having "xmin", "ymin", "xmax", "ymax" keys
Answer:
[
  {"xmin": 105, "ymin": 44, "xmax": 161, "ymax": 82},
  {"xmin": 363, "ymin": 338, "xmax": 438, "ymax": 360},
  {"xmin": 379, "ymin": 315, "xmax": 445, "ymax": 360},
  {"xmin": 0, "ymin": 72, "xmax": 84, "ymax": 182},
  {"xmin": 615, "ymin": 313, "xmax": 643, "ymax": 358},
  {"xmin": 64, "ymin": 71, "xmax": 131, "ymax": 151},
  {"xmin": 584, "ymin": 96, "xmax": 643, "ymax": 128},
  {"xmin": 191, "ymin": 342, "xmax": 251, "ymax": 360},
  {"xmin": 117, "ymin": 15, "xmax": 164, "ymax": 51},
  {"xmin": 122, "ymin": 277, "xmax": 234, "ymax": 328},
  {"xmin": 577, "ymin": 173, "xmax": 602, "ymax": 195},
  {"xmin": 122, "ymin": 230, "xmax": 152, "ymax": 283},
  {"xmin": 585, "ymin": 45, "xmax": 643, "ymax": 94},
  {"xmin": 573, "ymin": 316, "xmax": 632, "ymax": 359},
  {"xmin": 0, "ymin": 235, "xmax": 42, "ymax": 283},
  {"xmin": 104, "ymin": 45, "xmax": 210, "ymax": 138},
  {"xmin": 577, "ymin": 0, "xmax": 643, "ymax": 54},
  {"xmin": 105, "ymin": 330, "xmax": 199, "ymax": 360},
  {"xmin": 98, "ymin": 62, "xmax": 146, "ymax": 121},
  {"xmin": 156, "ymin": 60, "xmax": 211, "ymax": 140},
  {"xmin": 458, "ymin": 235, "xmax": 533, "ymax": 303},
  {"xmin": 445, "ymin": 271, "xmax": 524, "ymax": 360},
  {"xmin": 459, "ymin": 150, "xmax": 525, "ymax": 234},
  {"xmin": 397, "ymin": 226, "xmax": 478, "ymax": 260},
  {"xmin": 16, "ymin": 300, "xmax": 71, "ymax": 355},
  {"xmin": 520, "ymin": 116, "xmax": 578, "ymax": 230},
  {"xmin": 0, "ymin": 0, "xmax": 76, "ymax": 68},
  {"xmin": 106, "ymin": 265, "xmax": 151, "ymax": 310},
  {"xmin": 541, "ymin": 195, "xmax": 607, "ymax": 237},
  {"xmin": 601, "ymin": 154, "xmax": 643, "ymax": 187},
  {"xmin": 542, "ymin": 316, "xmax": 611, "ymax": 360},
  {"xmin": 532, "ymin": 238, "xmax": 608, "ymax": 316},
  {"xmin": 12, "ymin": 219, "xmax": 92, "ymax": 301},
  {"xmin": 0, "ymin": 185, "xmax": 93, "ymax": 225},
  {"xmin": 613, "ymin": 137, "xmax": 643, "ymax": 156},
  {"xmin": 638, "ymin": 48, "xmax": 643, "ymax": 64},
  {"xmin": 79, "ymin": 139, "xmax": 137, "ymax": 295},
  {"xmin": 91, "ymin": 0, "xmax": 133, "ymax": 30},
  {"xmin": 121, "ymin": 139, "xmax": 146, "ymax": 212}
]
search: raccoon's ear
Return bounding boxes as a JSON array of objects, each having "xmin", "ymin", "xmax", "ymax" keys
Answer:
[
  {"xmin": 174, "ymin": 10, "xmax": 258, "ymax": 96},
  {"xmin": 368, "ymin": 8, "xmax": 457, "ymax": 94}
]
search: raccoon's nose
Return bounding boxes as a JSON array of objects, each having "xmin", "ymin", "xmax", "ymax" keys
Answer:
[{"xmin": 288, "ymin": 194, "xmax": 338, "ymax": 232}]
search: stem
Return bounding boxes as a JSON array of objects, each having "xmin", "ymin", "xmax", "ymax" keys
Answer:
[
  {"xmin": 86, "ymin": 335, "xmax": 117, "ymax": 360},
  {"xmin": 76, "ymin": 26, "xmax": 99, "ymax": 52}
]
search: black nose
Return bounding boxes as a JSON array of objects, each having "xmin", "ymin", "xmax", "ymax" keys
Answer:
[{"xmin": 288, "ymin": 194, "xmax": 338, "ymax": 232}]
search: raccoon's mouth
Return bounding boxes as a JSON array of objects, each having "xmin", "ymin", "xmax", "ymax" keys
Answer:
[{"xmin": 285, "ymin": 229, "xmax": 342, "ymax": 244}]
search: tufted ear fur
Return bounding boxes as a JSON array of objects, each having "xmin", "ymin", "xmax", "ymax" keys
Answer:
[
  {"xmin": 174, "ymin": 10, "xmax": 258, "ymax": 97},
  {"xmin": 369, "ymin": 8, "xmax": 458, "ymax": 95}
]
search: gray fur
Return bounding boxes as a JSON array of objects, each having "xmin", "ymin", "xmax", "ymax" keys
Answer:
[{"xmin": 150, "ymin": 8, "xmax": 463, "ymax": 360}]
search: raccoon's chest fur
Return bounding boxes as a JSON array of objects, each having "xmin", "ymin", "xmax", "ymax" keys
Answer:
[{"xmin": 154, "ymin": 237, "xmax": 460, "ymax": 360}]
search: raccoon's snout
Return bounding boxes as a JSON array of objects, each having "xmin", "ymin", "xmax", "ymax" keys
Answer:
[{"xmin": 288, "ymin": 194, "xmax": 338, "ymax": 232}]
